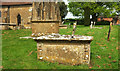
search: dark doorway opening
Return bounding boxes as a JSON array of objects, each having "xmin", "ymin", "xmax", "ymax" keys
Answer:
[
  {"xmin": 0, "ymin": 11, "xmax": 1, "ymax": 17},
  {"xmin": 17, "ymin": 14, "xmax": 21, "ymax": 25}
]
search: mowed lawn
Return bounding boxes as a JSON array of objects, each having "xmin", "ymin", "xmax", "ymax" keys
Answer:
[{"xmin": 1, "ymin": 25, "xmax": 119, "ymax": 69}]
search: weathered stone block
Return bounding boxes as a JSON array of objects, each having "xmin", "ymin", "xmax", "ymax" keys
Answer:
[
  {"xmin": 0, "ymin": 25, "xmax": 9, "ymax": 30},
  {"xmin": 32, "ymin": 20, "xmax": 59, "ymax": 34},
  {"xmin": 33, "ymin": 35, "xmax": 93, "ymax": 65},
  {"xmin": 36, "ymin": 40, "xmax": 91, "ymax": 65}
]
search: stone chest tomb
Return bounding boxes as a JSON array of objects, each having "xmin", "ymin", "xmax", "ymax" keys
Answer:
[{"xmin": 33, "ymin": 34, "xmax": 93, "ymax": 65}]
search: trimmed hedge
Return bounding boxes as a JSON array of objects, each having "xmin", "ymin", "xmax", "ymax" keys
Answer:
[
  {"xmin": 64, "ymin": 19, "xmax": 110, "ymax": 25},
  {"xmin": 96, "ymin": 21, "xmax": 110, "ymax": 25},
  {"xmin": 64, "ymin": 19, "xmax": 84, "ymax": 25},
  {"xmin": 77, "ymin": 19, "xmax": 84, "ymax": 25}
]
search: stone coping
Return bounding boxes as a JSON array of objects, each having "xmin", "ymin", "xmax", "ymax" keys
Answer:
[
  {"xmin": 0, "ymin": 23, "xmax": 16, "ymax": 26},
  {"xmin": 20, "ymin": 34, "xmax": 93, "ymax": 41},
  {"xmin": 31, "ymin": 20, "xmax": 60, "ymax": 22}
]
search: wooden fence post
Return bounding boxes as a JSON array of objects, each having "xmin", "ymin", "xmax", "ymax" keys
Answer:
[{"xmin": 107, "ymin": 22, "xmax": 112, "ymax": 41}]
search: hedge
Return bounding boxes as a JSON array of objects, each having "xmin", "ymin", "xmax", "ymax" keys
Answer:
[{"xmin": 64, "ymin": 19, "xmax": 110, "ymax": 25}]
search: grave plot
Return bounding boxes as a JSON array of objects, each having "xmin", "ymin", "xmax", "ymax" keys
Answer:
[{"xmin": 20, "ymin": 2, "xmax": 93, "ymax": 65}]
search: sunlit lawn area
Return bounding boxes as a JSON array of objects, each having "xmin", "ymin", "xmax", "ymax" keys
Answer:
[{"xmin": 1, "ymin": 25, "xmax": 118, "ymax": 69}]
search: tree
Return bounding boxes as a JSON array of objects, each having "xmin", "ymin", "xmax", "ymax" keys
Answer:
[
  {"xmin": 58, "ymin": 2, "xmax": 68, "ymax": 21},
  {"xmin": 68, "ymin": 2, "xmax": 120, "ymax": 26}
]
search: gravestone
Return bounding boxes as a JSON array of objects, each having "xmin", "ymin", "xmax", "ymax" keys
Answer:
[
  {"xmin": 90, "ymin": 21, "xmax": 93, "ymax": 29},
  {"xmin": 69, "ymin": 23, "xmax": 71, "ymax": 28},
  {"xmin": 71, "ymin": 21, "xmax": 77, "ymax": 38}
]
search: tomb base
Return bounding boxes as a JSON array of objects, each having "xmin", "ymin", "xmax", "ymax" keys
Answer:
[{"xmin": 21, "ymin": 34, "xmax": 93, "ymax": 65}]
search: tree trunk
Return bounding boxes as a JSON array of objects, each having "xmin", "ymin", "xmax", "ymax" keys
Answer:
[
  {"xmin": 84, "ymin": 7, "xmax": 90, "ymax": 26},
  {"xmin": 92, "ymin": 13, "xmax": 95, "ymax": 25},
  {"xmin": 92, "ymin": 13, "xmax": 98, "ymax": 26}
]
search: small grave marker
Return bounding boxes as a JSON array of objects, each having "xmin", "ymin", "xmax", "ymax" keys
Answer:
[
  {"xmin": 90, "ymin": 21, "xmax": 93, "ymax": 29},
  {"xmin": 69, "ymin": 23, "xmax": 71, "ymax": 28},
  {"xmin": 71, "ymin": 21, "xmax": 77, "ymax": 38}
]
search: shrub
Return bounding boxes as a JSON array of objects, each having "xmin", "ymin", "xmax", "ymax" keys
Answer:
[
  {"xmin": 64, "ymin": 18, "xmax": 84, "ymax": 25},
  {"xmin": 96, "ymin": 21, "xmax": 110, "ymax": 25}
]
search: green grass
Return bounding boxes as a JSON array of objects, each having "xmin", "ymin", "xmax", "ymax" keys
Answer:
[{"xmin": 1, "ymin": 25, "xmax": 118, "ymax": 69}]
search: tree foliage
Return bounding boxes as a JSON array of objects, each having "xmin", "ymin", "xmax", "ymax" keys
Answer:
[
  {"xmin": 58, "ymin": 2, "xmax": 68, "ymax": 20},
  {"xmin": 68, "ymin": 2, "xmax": 120, "ymax": 26}
]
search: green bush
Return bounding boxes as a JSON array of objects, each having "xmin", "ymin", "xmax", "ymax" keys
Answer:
[
  {"xmin": 64, "ymin": 18, "xmax": 84, "ymax": 25},
  {"xmin": 77, "ymin": 19, "xmax": 84, "ymax": 25},
  {"xmin": 96, "ymin": 21, "xmax": 110, "ymax": 25},
  {"xmin": 64, "ymin": 19, "xmax": 110, "ymax": 25}
]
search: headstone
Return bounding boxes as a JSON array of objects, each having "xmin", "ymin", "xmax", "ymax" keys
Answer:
[
  {"xmin": 94, "ymin": 21, "xmax": 96, "ymax": 26},
  {"xmin": 62, "ymin": 21, "xmax": 64, "ymax": 24},
  {"xmin": 90, "ymin": 21, "xmax": 93, "ymax": 29},
  {"xmin": 71, "ymin": 21, "xmax": 77, "ymax": 38},
  {"xmin": 69, "ymin": 23, "xmax": 71, "ymax": 28}
]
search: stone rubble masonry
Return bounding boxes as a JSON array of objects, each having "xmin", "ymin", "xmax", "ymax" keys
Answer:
[
  {"xmin": 0, "ymin": 5, "xmax": 32, "ymax": 25},
  {"xmin": 32, "ymin": 2, "xmax": 61, "ymax": 22},
  {"xmin": 10, "ymin": 5, "xmax": 32, "ymax": 25},
  {"xmin": 0, "ymin": 6, "xmax": 8, "ymax": 23},
  {"xmin": 32, "ymin": 2, "xmax": 62, "ymax": 34},
  {"xmin": 0, "ymin": 2, "xmax": 62, "ymax": 30},
  {"xmin": 37, "ymin": 40, "xmax": 91, "ymax": 65}
]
